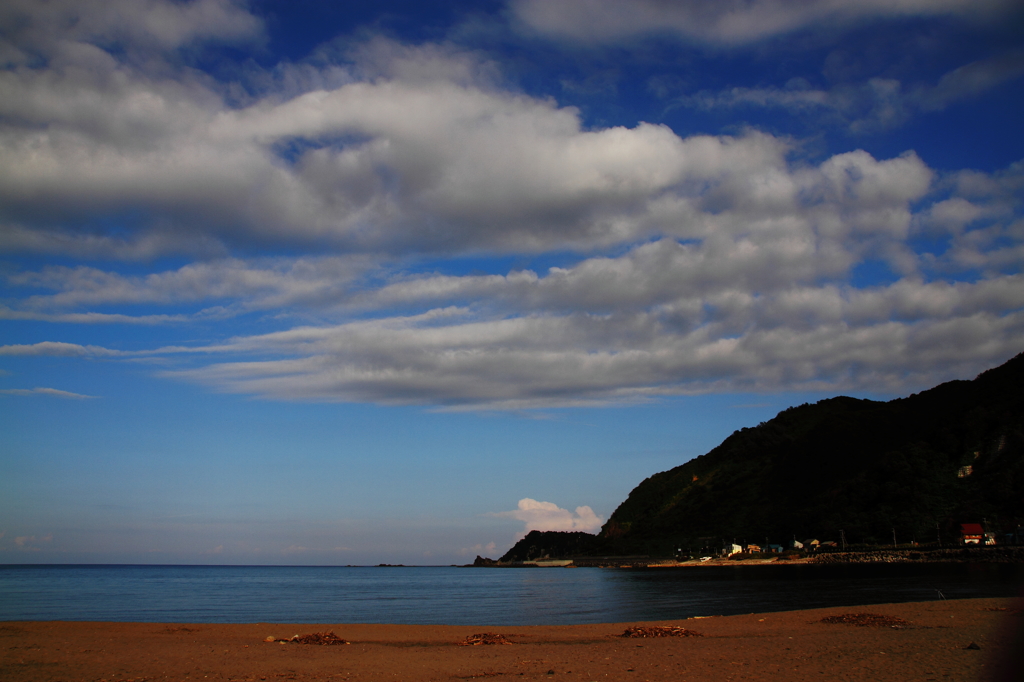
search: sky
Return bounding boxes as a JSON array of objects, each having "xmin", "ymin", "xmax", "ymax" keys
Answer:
[{"xmin": 1, "ymin": 0, "xmax": 1022, "ymax": 565}]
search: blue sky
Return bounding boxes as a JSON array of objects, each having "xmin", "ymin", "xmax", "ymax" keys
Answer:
[{"xmin": 1, "ymin": 0, "xmax": 1022, "ymax": 565}]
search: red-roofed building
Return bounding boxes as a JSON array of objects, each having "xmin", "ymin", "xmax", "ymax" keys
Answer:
[{"xmin": 960, "ymin": 523, "xmax": 984, "ymax": 545}]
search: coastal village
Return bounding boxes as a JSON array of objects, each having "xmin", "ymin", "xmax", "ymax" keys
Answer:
[{"xmin": 476, "ymin": 522, "xmax": 1024, "ymax": 568}]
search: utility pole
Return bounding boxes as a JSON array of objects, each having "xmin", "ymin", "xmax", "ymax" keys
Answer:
[
  {"xmin": 892, "ymin": 527, "xmax": 897, "ymax": 548},
  {"xmin": 840, "ymin": 529, "xmax": 847, "ymax": 550}
]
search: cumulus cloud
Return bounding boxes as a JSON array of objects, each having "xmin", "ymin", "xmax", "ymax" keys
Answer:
[
  {"xmin": 511, "ymin": 0, "xmax": 1018, "ymax": 45},
  {"xmin": 3, "ymin": 147, "xmax": 1007, "ymax": 409},
  {"xmin": 0, "ymin": 82, "xmax": 782, "ymax": 255},
  {"xmin": 1, "ymin": 3, "xmax": 995, "ymax": 264},
  {"xmin": 113, "ymin": 152, "xmax": 1013, "ymax": 408},
  {"xmin": 0, "ymin": 14, "xmax": 835, "ymax": 258},
  {"xmin": 492, "ymin": 499, "xmax": 603, "ymax": 538},
  {"xmin": 0, "ymin": 3, "xmax": 1021, "ymax": 410}
]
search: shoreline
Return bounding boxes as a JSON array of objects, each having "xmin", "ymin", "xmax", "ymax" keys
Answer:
[
  {"xmin": 3, "ymin": 597, "xmax": 1021, "ymax": 681},
  {"xmin": 485, "ymin": 546, "xmax": 1024, "ymax": 568}
]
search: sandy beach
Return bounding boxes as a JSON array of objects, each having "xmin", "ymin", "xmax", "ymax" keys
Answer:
[{"xmin": 2, "ymin": 597, "xmax": 1021, "ymax": 682}]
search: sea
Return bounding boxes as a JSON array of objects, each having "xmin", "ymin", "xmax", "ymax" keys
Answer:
[{"xmin": 1, "ymin": 563, "xmax": 1021, "ymax": 625}]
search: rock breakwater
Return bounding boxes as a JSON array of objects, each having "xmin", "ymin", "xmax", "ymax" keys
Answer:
[{"xmin": 810, "ymin": 547, "xmax": 1024, "ymax": 564}]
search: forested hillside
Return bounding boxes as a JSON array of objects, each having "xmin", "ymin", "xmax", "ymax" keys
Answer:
[{"xmin": 500, "ymin": 353, "xmax": 1024, "ymax": 561}]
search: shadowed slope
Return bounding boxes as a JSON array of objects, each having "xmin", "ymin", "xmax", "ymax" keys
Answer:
[{"xmin": 501, "ymin": 352, "xmax": 1024, "ymax": 561}]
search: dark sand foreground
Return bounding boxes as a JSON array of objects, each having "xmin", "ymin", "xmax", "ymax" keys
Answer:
[{"xmin": 2, "ymin": 597, "xmax": 1021, "ymax": 681}]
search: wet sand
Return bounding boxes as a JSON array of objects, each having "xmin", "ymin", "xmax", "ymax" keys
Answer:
[{"xmin": 2, "ymin": 597, "xmax": 1020, "ymax": 681}]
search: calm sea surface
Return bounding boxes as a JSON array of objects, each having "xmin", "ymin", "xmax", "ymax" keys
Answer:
[{"xmin": 1, "ymin": 563, "xmax": 1021, "ymax": 625}]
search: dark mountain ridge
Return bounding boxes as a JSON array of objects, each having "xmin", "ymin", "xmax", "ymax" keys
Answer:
[{"xmin": 499, "ymin": 352, "xmax": 1024, "ymax": 562}]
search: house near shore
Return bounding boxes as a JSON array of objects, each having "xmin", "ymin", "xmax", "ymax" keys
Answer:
[
  {"xmin": 960, "ymin": 523, "xmax": 984, "ymax": 545},
  {"xmin": 724, "ymin": 543, "xmax": 742, "ymax": 556},
  {"xmin": 745, "ymin": 544, "xmax": 761, "ymax": 553},
  {"xmin": 767, "ymin": 544, "xmax": 783, "ymax": 553}
]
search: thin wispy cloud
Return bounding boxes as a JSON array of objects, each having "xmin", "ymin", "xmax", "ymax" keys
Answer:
[
  {"xmin": 679, "ymin": 51, "xmax": 1024, "ymax": 133},
  {"xmin": 0, "ymin": 387, "xmax": 97, "ymax": 399},
  {"xmin": 510, "ymin": 0, "xmax": 1019, "ymax": 45}
]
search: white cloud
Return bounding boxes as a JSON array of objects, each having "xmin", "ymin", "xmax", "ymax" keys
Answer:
[
  {"xmin": 511, "ymin": 0, "xmax": 1018, "ymax": 45},
  {"xmin": 0, "ymin": 7, "xmax": 1021, "ymax": 411},
  {"xmin": 0, "ymin": 340, "xmax": 231, "ymax": 358},
  {"xmin": 0, "ymin": 0, "xmax": 262, "ymax": 58},
  {"xmin": 0, "ymin": 224, "xmax": 229, "ymax": 261},
  {"xmin": 0, "ymin": 341, "xmax": 123, "ymax": 357},
  {"xmin": 5, "ymin": 256, "xmax": 374, "ymax": 312},
  {"xmin": 0, "ymin": 307, "xmax": 187, "ymax": 324},
  {"xmin": 161, "ymin": 297, "xmax": 1024, "ymax": 409},
  {"xmin": 0, "ymin": 23, "xmax": 815, "ymax": 257},
  {"xmin": 492, "ymin": 499, "xmax": 603, "ymax": 538},
  {"xmin": 5, "ymin": 153, "xmax": 1019, "ymax": 409},
  {"xmin": 0, "ymin": 10, "xmax": 987, "ymax": 268}
]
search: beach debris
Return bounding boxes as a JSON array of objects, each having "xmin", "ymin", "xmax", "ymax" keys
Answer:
[
  {"xmin": 264, "ymin": 631, "xmax": 349, "ymax": 645},
  {"xmin": 619, "ymin": 625, "xmax": 704, "ymax": 638},
  {"xmin": 457, "ymin": 632, "xmax": 516, "ymax": 646},
  {"xmin": 819, "ymin": 613, "xmax": 909, "ymax": 628},
  {"xmin": 982, "ymin": 607, "xmax": 1021, "ymax": 614},
  {"xmin": 965, "ymin": 642, "xmax": 981, "ymax": 650},
  {"xmin": 294, "ymin": 631, "xmax": 350, "ymax": 645}
]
